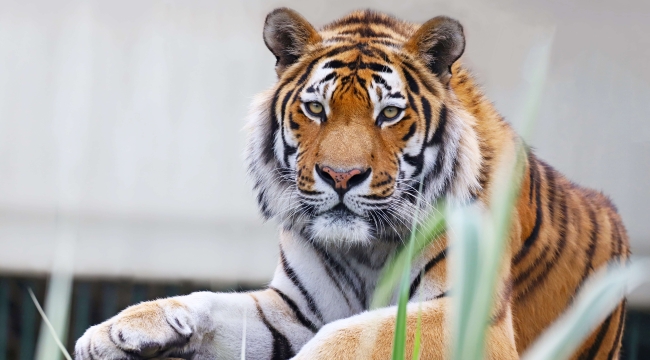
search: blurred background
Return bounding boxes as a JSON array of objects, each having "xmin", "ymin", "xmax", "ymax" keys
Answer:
[{"xmin": 0, "ymin": 0, "xmax": 649, "ymax": 358}]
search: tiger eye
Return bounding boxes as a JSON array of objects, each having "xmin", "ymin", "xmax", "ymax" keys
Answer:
[
  {"xmin": 308, "ymin": 102, "xmax": 323, "ymax": 115},
  {"xmin": 382, "ymin": 106, "xmax": 399, "ymax": 119}
]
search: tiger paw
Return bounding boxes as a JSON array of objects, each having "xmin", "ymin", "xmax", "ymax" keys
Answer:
[{"xmin": 75, "ymin": 299, "xmax": 198, "ymax": 360}]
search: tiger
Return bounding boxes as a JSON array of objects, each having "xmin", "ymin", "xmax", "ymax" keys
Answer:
[{"xmin": 74, "ymin": 8, "xmax": 630, "ymax": 360}]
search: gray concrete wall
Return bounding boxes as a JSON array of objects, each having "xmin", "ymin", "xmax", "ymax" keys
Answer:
[{"xmin": 0, "ymin": 0, "xmax": 648, "ymax": 301}]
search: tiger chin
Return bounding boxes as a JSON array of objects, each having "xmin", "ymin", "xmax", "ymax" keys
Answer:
[{"xmin": 75, "ymin": 8, "xmax": 629, "ymax": 360}]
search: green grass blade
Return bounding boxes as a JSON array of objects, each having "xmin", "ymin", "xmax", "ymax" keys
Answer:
[
  {"xmin": 371, "ymin": 212, "xmax": 445, "ymax": 310},
  {"xmin": 448, "ymin": 205, "xmax": 490, "ymax": 360},
  {"xmin": 522, "ymin": 260, "xmax": 650, "ymax": 360},
  {"xmin": 35, "ymin": 224, "xmax": 75, "ymax": 360},
  {"xmin": 448, "ymin": 30, "xmax": 554, "ymax": 360},
  {"xmin": 392, "ymin": 281, "xmax": 409, "ymax": 360},
  {"xmin": 28, "ymin": 288, "xmax": 73, "ymax": 360},
  {"xmin": 392, "ymin": 177, "xmax": 425, "ymax": 360},
  {"xmin": 412, "ymin": 296, "xmax": 423, "ymax": 360}
]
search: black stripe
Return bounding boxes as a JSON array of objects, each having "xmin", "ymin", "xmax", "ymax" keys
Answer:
[
  {"xmin": 280, "ymin": 249, "xmax": 324, "ymax": 322},
  {"xmin": 404, "ymin": 96, "xmax": 432, "ymax": 178},
  {"xmin": 283, "ymin": 145, "xmax": 297, "ymax": 167},
  {"xmin": 610, "ymin": 218, "xmax": 620, "ymax": 259},
  {"xmin": 429, "ymin": 142, "xmax": 446, "ymax": 180},
  {"xmin": 578, "ymin": 205, "xmax": 600, "ymax": 288},
  {"xmin": 338, "ymin": 27, "xmax": 394, "ymax": 39},
  {"xmin": 513, "ymin": 156, "xmax": 543, "ymax": 266},
  {"xmin": 324, "ymin": 60, "xmax": 345, "ymax": 69},
  {"xmin": 297, "ymin": 56, "xmax": 324, "ymax": 85},
  {"xmin": 425, "ymin": 105, "xmax": 451, "ymax": 184},
  {"xmin": 388, "ymin": 91, "xmax": 405, "ymax": 99},
  {"xmin": 336, "ymin": 255, "xmax": 368, "ymax": 304},
  {"xmin": 528, "ymin": 154, "xmax": 537, "ymax": 204},
  {"xmin": 292, "ymin": 45, "xmax": 356, "ymax": 89},
  {"xmin": 515, "ymin": 193, "xmax": 569, "ymax": 300},
  {"xmin": 257, "ymin": 189, "xmax": 272, "ymax": 218},
  {"xmin": 372, "ymin": 74, "xmax": 392, "ymax": 91},
  {"xmin": 403, "ymin": 153, "xmax": 420, "ymax": 170},
  {"xmin": 427, "ymin": 105, "xmax": 447, "ymax": 146},
  {"xmin": 269, "ymin": 287, "xmax": 319, "ymax": 333},
  {"xmin": 402, "ymin": 123, "xmax": 417, "ymax": 142},
  {"xmin": 322, "ymin": 59, "xmax": 392, "ymax": 73},
  {"xmin": 315, "ymin": 253, "xmax": 354, "ymax": 308},
  {"xmin": 279, "ymin": 89, "xmax": 295, "ymax": 167},
  {"xmin": 409, "ymin": 249, "xmax": 447, "ymax": 299},
  {"xmin": 364, "ymin": 44, "xmax": 391, "ymax": 60},
  {"xmin": 542, "ymin": 162, "xmax": 557, "ymax": 223},
  {"xmin": 407, "ymin": 92, "xmax": 419, "ymax": 114},
  {"xmin": 311, "ymin": 243, "xmax": 366, "ymax": 307},
  {"xmin": 515, "ymin": 189, "xmax": 567, "ymax": 287},
  {"xmin": 402, "ymin": 61, "xmax": 438, "ymax": 96},
  {"xmin": 349, "ymin": 248, "xmax": 388, "ymax": 270},
  {"xmin": 421, "ymin": 97, "xmax": 432, "ymax": 144},
  {"xmin": 607, "ymin": 302, "xmax": 626, "ymax": 360},
  {"xmin": 288, "ymin": 114, "xmax": 299, "ymax": 130},
  {"xmin": 255, "ymin": 300, "xmax": 295, "ymax": 359},
  {"xmin": 320, "ymin": 72, "xmax": 336, "ymax": 83},
  {"xmin": 578, "ymin": 310, "xmax": 614, "ymax": 360},
  {"xmin": 611, "ymin": 217, "xmax": 624, "ymax": 260},
  {"xmin": 263, "ymin": 91, "xmax": 282, "ymax": 164},
  {"xmin": 402, "ymin": 68, "xmax": 420, "ymax": 95},
  {"xmin": 513, "ymin": 243, "xmax": 552, "ymax": 287},
  {"xmin": 361, "ymin": 62, "xmax": 392, "ymax": 72}
]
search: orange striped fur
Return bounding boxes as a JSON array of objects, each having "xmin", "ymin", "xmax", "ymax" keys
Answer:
[{"xmin": 74, "ymin": 9, "xmax": 630, "ymax": 360}]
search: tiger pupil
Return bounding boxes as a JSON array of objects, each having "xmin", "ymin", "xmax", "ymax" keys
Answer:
[{"xmin": 309, "ymin": 102, "xmax": 323, "ymax": 114}]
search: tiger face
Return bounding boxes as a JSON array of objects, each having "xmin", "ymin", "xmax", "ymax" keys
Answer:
[{"xmin": 247, "ymin": 9, "xmax": 482, "ymax": 244}]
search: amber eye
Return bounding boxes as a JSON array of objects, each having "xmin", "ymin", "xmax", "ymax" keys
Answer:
[
  {"xmin": 382, "ymin": 106, "xmax": 400, "ymax": 119},
  {"xmin": 307, "ymin": 102, "xmax": 324, "ymax": 115}
]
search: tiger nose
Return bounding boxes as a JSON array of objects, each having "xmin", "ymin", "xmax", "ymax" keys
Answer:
[{"xmin": 316, "ymin": 165, "xmax": 371, "ymax": 194}]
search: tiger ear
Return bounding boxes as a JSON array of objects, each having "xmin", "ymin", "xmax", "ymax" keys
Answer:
[
  {"xmin": 404, "ymin": 16, "xmax": 465, "ymax": 84},
  {"xmin": 263, "ymin": 8, "xmax": 322, "ymax": 76}
]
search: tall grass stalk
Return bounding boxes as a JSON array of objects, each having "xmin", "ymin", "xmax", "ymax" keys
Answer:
[
  {"xmin": 28, "ymin": 288, "xmax": 73, "ymax": 360},
  {"xmin": 370, "ymin": 210, "xmax": 445, "ymax": 310},
  {"xmin": 35, "ymin": 219, "xmax": 76, "ymax": 360},
  {"xmin": 446, "ymin": 30, "xmax": 554, "ymax": 360},
  {"xmin": 448, "ymin": 148, "xmax": 525, "ymax": 360},
  {"xmin": 411, "ymin": 293, "xmax": 423, "ymax": 360},
  {"xmin": 391, "ymin": 178, "xmax": 424, "ymax": 360}
]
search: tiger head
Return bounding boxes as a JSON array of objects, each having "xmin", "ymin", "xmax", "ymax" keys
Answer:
[{"xmin": 246, "ymin": 8, "xmax": 482, "ymax": 244}]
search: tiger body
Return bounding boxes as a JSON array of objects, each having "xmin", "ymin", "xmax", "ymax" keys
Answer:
[{"xmin": 75, "ymin": 9, "xmax": 629, "ymax": 360}]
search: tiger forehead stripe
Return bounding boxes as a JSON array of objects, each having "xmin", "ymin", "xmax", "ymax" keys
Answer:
[{"xmin": 323, "ymin": 59, "xmax": 393, "ymax": 73}]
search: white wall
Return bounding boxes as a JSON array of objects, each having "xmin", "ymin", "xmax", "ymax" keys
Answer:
[{"xmin": 0, "ymin": 0, "xmax": 649, "ymax": 300}]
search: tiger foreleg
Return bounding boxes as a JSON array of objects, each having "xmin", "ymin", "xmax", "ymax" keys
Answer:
[
  {"xmin": 74, "ymin": 289, "xmax": 316, "ymax": 359},
  {"xmin": 293, "ymin": 297, "xmax": 518, "ymax": 360}
]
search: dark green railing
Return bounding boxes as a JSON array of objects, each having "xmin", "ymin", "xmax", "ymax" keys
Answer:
[
  {"xmin": 0, "ymin": 274, "xmax": 647, "ymax": 359},
  {"xmin": 0, "ymin": 275, "xmax": 259, "ymax": 359}
]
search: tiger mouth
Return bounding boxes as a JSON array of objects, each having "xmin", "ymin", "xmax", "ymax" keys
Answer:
[{"xmin": 324, "ymin": 203, "xmax": 358, "ymax": 218}]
